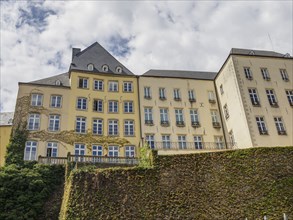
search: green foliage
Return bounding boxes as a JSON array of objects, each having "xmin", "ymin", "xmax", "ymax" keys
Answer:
[
  {"xmin": 0, "ymin": 163, "xmax": 65, "ymax": 220},
  {"xmin": 62, "ymin": 146, "xmax": 293, "ymax": 219},
  {"xmin": 5, "ymin": 126, "xmax": 28, "ymax": 166},
  {"xmin": 138, "ymin": 143, "xmax": 153, "ymax": 167}
]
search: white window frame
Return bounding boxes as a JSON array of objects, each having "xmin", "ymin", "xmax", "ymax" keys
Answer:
[
  {"xmin": 144, "ymin": 87, "xmax": 151, "ymax": 99},
  {"xmin": 75, "ymin": 143, "xmax": 85, "ymax": 155},
  {"xmin": 211, "ymin": 110, "xmax": 218, "ymax": 123},
  {"xmin": 108, "ymin": 81, "xmax": 118, "ymax": 92},
  {"xmin": 125, "ymin": 146, "xmax": 135, "ymax": 157},
  {"xmin": 123, "ymin": 82, "xmax": 133, "ymax": 92},
  {"xmin": 280, "ymin": 69, "xmax": 289, "ymax": 81},
  {"xmin": 261, "ymin": 68, "xmax": 270, "ymax": 80},
  {"xmin": 24, "ymin": 141, "xmax": 37, "ymax": 161},
  {"xmin": 190, "ymin": 109, "xmax": 199, "ymax": 123},
  {"xmin": 48, "ymin": 114, "xmax": 60, "ymax": 131},
  {"xmin": 124, "ymin": 120, "xmax": 134, "ymax": 136},
  {"xmin": 274, "ymin": 117, "xmax": 286, "ymax": 132},
  {"xmin": 194, "ymin": 136, "xmax": 203, "ymax": 149},
  {"xmin": 78, "ymin": 78, "xmax": 88, "ymax": 89},
  {"xmin": 28, "ymin": 113, "xmax": 40, "ymax": 130},
  {"xmin": 124, "ymin": 101, "xmax": 133, "ymax": 113},
  {"xmin": 77, "ymin": 97, "xmax": 87, "ymax": 110},
  {"xmin": 146, "ymin": 134, "xmax": 155, "ymax": 149},
  {"xmin": 208, "ymin": 91, "xmax": 215, "ymax": 102},
  {"xmin": 31, "ymin": 94, "xmax": 43, "ymax": 106},
  {"xmin": 229, "ymin": 130, "xmax": 235, "ymax": 146},
  {"xmin": 160, "ymin": 108, "xmax": 169, "ymax": 123},
  {"xmin": 50, "ymin": 95, "xmax": 62, "ymax": 108},
  {"xmin": 47, "ymin": 142, "xmax": 58, "ymax": 157},
  {"xmin": 173, "ymin": 89, "xmax": 181, "ymax": 100},
  {"xmin": 286, "ymin": 90, "xmax": 293, "ymax": 105},
  {"xmin": 93, "ymin": 118, "xmax": 103, "ymax": 135},
  {"xmin": 266, "ymin": 89, "xmax": 277, "ymax": 105},
  {"xmin": 223, "ymin": 104, "xmax": 229, "ymax": 119},
  {"xmin": 108, "ymin": 146, "xmax": 119, "ymax": 157},
  {"xmin": 92, "ymin": 145, "xmax": 103, "ymax": 156},
  {"xmin": 244, "ymin": 67, "xmax": 253, "ymax": 79},
  {"xmin": 108, "ymin": 120, "xmax": 118, "ymax": 136},
  {"xmin": 175, "ymin": 109, "xmax": 184, "ymax": 122},
  {"xmin": 94, "ymin": 79, "xmax": 104, "ymax": 91},
  {"xmin": 215, "ymin": 136, "xmax": 224, "ymax": 149},
  {"xmin": 162, "ymin": 135, "xmax": 171, "ymax": 149},
  {"xmin": 256, "ymin": 116, "xmax": 268, "ymax": 134},
  {"xmin": 144, "ymin": 107, "xmax": 153, "ymax": 121},
  {"xmin": 178, "ymin": 135, "xmax": 187, "ymax": 149},
  {"xmin": 188, "ymin": 90, "xmax": 195, "ymax": 100},
  {"xmin": 248, "ymin": 88, "xmax": 260, "ymax": 105},
  {"xmin": 159, "ymin": 88, "xmax": 166, "ymax": 99},
  {"xmin": 93, "ymin": 99, "xmax": 103, "ymax": 112},
  {"xmin": 108, "ymin": 101, "xmax": 119, "ymax": 113},
  {"xmin": 75, "ymin": 117, "xmax": 86, "ymax": 133}
]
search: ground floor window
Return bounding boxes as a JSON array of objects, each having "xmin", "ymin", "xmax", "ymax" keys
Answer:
[
  {"xmin": 24, "ymin": 141, "xmax": 37, "ymax": 161},
  {"xmin": 47, "ymin": 142, "xmax": 58, "ymax": 157},
  {"xmin": 108, "ymin": 146, "xmax": 119, "ymax": 157},
  {"xmin": 125, "ymin": 146, "xmax": 135, "ymax": 157}
]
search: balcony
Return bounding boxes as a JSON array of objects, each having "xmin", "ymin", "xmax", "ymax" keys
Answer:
[
  {"xmin": 191, "ymin": 121, "xmax": 200, "ymax": 127},
  {"xmin": 278, "ymin": 130, "xmax": 287, "ymax": 135},
  {"xmin": 145, "ymin": 120, "xmax": 154, "ymax": 125},
  {"xmin": 160, "ymin": 120, "xmax": 170, "ymax": 127},
  {"xmin": 209, "ymin": 99, "xmax": 216, "ymax": 104},
  {"xmin": 176, "ymin": 121, "xmax": 185, "ymax": 127},
  {"xmin": 189, "ymin": 98, "xmax": 196, "ymax": 103},
  {"xmin": 212, "ymin": 122, "xmax": 221, "ymax": 128},
  {"xmin": 152, "ymin": 142, "xmax": 235, "ymax": 150},
  {"xmin": 270, "ymin": 102, "xmax": 279, "ymax": 108}
]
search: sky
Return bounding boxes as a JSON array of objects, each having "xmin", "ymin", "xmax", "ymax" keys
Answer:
[{"xmin": 0, "ymin": 1, "xmax": 292, "ymax": 112}]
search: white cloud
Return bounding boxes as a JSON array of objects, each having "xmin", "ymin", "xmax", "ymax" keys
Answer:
[{"xmin": 0, "ymin": 1, "xmax": 292, "ymax": 112}]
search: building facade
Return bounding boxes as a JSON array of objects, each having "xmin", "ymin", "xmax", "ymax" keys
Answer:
[
  {"xmin": 9, "ymin": 43, "xmax": 292, "ymax": 162},
  {"xmin": 215, "ymin": 49, "xmax": 293, "ymax": 148},
  {"xmin": 0, "ymin": 112, "xmax": 13, "ymax": 166},
  {"xmin": 139, "ymin": 70, "xmax": 229, "ymax": 152}
]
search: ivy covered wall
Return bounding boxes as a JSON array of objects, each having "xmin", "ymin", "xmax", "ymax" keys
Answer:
[{"xmin": 61, "ymin": 147, "xmax": 293, "ymax": 220}]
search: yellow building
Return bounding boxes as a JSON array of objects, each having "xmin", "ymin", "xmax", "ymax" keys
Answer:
[
  {"xmin": 15, "ymin": 42, "xmax": 141, "ymax": 161},
  {"xmin": 215, "ymin": 49, "xmax": 293, "ymax": 148},
  {"xmin": 139, "ymin": 70, "xmax": 229, "ymax": 153},
  {"xmin": 0, "ymin": 112, "xmax": 13, "ymax": 166}
]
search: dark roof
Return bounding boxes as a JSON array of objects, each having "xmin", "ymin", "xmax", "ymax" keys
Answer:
[
  {"xmin": 28, "ymin": 72, "xmax": 70, "ymax": 87},
  {"xmin": 70, "ymin": 42, "xmax": 134, "ymax": 75},
  {"xmin": 0, "ymin": 112, "xmax": 14, "ymax": 126},
  {"xmin": 142, "ymin": 69, "xmax": 217, "ymax": 80},
  {"xmin": 230, "ymin": 48, "xmax": 290, "ymax": 58}
]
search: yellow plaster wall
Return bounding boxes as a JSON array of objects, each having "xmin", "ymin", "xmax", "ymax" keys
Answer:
[{"xmin": 0, "ymin": 125, "xmax": 12, "ymax": 166}]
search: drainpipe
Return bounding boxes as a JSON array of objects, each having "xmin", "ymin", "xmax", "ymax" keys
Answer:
[{"xmin": 136, "ymin": 75, "xmax": 143, "ymax": 148}]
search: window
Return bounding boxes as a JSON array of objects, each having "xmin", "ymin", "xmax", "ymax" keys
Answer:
[
  {"xmin": 102, "ymin": 64, "xmax": 109, "ymax": 72},
  {"xmin": 211, "ymin": 110, "xmax": 221, "ymax": 128},
  {"xmin": 116, "ymin": 66, "xmax": 122, "ymax": 73},
  {"xmin": 244, "ymin": 67, "xmax": 253, "ymax": 80},
  {"xmin": 75, "ymin": 144, "xmax": 85, "ymax": 155},
  {"xmin": 47, "ymin": 142, "xmax": 58, "ymax": 157},
  {"xmin": 159, "ymin": 88, "xmax": 166, "ymax": 100},
  {"xmin": 146, "ymin": 134, "xmax": 155, "ymax": 149},
  {"xmin": 162, "ymin": 135, "xmax": 171, "ymax": 149},
  {"xmin": 280, "ymin": 69, "xmax": 289, "ymax": 81},
  {"xmin": 188, "ymin": 90, "xmax": 196, "ymax": 102},
  {"xmin": 55, "ymin": 80, "xmax": 61, "ymax": 86},
  {"xmin": 160, "ymin": 108, "xmax": 169, "ymax": 125},
  {"xmin": 173, "ymin": 89, "xmax": 181, "ymax": 101},
  {"xmin": 77, "ymin": 97, "xmax": 87, "ymax": 110},
  {"xmin": 220, "ymin": 85, "xmax": 224, "ymax": 95},
  {"xmin": 223, "ymin": 104, "xmax": 229, "ymax": 119},
  {"xmin": 256, "ymin": 116, "xmax": 268, "ymax": 135},
  {"xmin": 248, "ymin": 88, "xmax": 260, "ymax": 106},
  {"xmin": 31, "ymin": 94, "xmax": 43, "ymax": 106},
  {"xmin": 178, "ymin": 135, "xmax": 187, "ymax": 149},
  {"xmin": 78, "ymin": 78, "xmax": 88, "ymax": 88},
  {"xmin": 92, "ymin": 145, "xmax": 103, "ymax": 156},
  {"xmin": 75, "ymin": 117, "xmax": 86, "ymax": 133},
  {"xmin": 274, "ymin": 117, "xmax": 286, "ymax": 135},
  {"xmin": 109, "ymin": 81, "xmax": 118, "ymax": 92},
  {"xmin": 108, "ymin": 146, "xmax": 119, "ymax": 157},
  {"xmin": 190, "ymin": 109, "xmax": 200, "ymax": 126},
  {"xmin": 208, "ymin": 91, "xmax": 216, "ymax": 103},
  {"xmin": 124, "ymin": 120, "xmax": 134, "ymax": 136},
  {"xmin": 50, "ymin": 95, "xmax": 62, "ymax": 108},
  {"xmin": 144, "ymin": 107, "xmax": 153, "ymax": 124},
  {"xmin": 286, "ymin": 90, "xmax": 293, "ymax": 106},
  {"xmin": 125, "ymin": 146, "xmax": 135, "ymax": 157},
  {"xmin": 124, "ymin": 101, "xmax": 133, "ymax": 113},
  {"xmin": 108, "ymin": 120, "xmax": 118, "ymax": 136},
  {"xmin": 93, "ymin": 99, "xmax": 103, "ymax": 112},
  {"xmin": 194, "ymin": 136, "xmax": 203, "ymax": 149},
  {"xmin": 94, "ymin": 80, "xmax": 104, "ymax": 91},
  {"xmin": 123, "ymin": 82, "xmax": 133, "ymax": 92},
  {"xmin": 229, "ymin": 130, "xmax": 235, "ymax": 146},
  {"xmin": 144, "ymin": 87, "xmax": 151, "ymax": 99},
  {"xmin": 175, "ymin": 109, "xmax": 184, "ymax": 126},
  {"xmin": 261, "ymin": 68, "xmax": 270, "ymax": 80},
  {"xmin": 215, "ymin": 136, "xmax": 224, "ymax": 149},
  {"xmin": 24, "ymin": 141, "xmax": 37, "ymax": 161},
  {"xmin": 28, "ymin": 113, "xmax": 40, "ymax": 130},
  {"xmin": 93, "ymin": 119, "xmax": 103, "ymax": 135},
  {"xmin": 266, "ymin": 89, "xmax": 278, "ymax": 106},
  {"xmin": 48, "ymin": 115, "xmax": 60, "ymax": 131},
  {"xmin": 87, "ymin": 64, "xmax": 94, "ymax": 71},
  {"xmin": 108, "ymin": 101, "xmax": 119, "ymax": 113}
]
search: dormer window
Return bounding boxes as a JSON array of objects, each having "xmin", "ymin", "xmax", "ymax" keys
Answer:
[
  {"xmin": 55, "ymin": 80, "xmax": 61, "ymax": 86},
  {"xmin": 102, "ymin": 64, "xmax": 109, "ymax": 72},
  {"xmin": 87, "ymin": 63, "xmax": 94, "ymax": 71},
  {"xmin": 116, "ymin": 66, "xmax": 122, "ymax": 73},
  {"xmin": 284, "ymin": 53, "xmax": 290, "ymax": 58},
  {"xmin": 249, "ymin": 50, "xmax": 255, "ymax": 55}
]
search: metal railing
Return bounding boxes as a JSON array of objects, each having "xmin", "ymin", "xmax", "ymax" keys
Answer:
[{"xmin": 151, "ymin": 142, "xmax": 236, "ymax": 151}]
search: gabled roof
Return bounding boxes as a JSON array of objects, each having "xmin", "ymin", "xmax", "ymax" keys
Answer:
[
  {"xmin": 27, "ymin": 72, "xmax": 70, "ymax": 87},
  {"xmin": 142, "ymin": 69, "xmax": 217, "ymax": 80},
  {"xmin": 70, "ymin": 42, "xmax": 134, "ymax": 75},
  {"xmin": 0, "ymin": 112, "xmax": 14, "ymax": 126},
  {"xmin": 230, "ymin": 48, "xmax": 290, "ymax": 58}
]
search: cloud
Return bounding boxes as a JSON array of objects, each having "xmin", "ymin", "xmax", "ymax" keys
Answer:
[{"xmin": 0, "ymin": 1, "xmax": 292, "ymax": 112}]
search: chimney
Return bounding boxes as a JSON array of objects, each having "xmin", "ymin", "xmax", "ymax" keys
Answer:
[{"xmin": 72, "ymin": 48, "xmax": 81, "ymax": 60}]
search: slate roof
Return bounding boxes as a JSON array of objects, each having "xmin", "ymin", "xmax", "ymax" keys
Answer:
[
  {"xmin": 143, "ymin": 69, "xmax": 217, "ymax": 80},
  {"xmin": 230, "ymin": 48, "xmax": 290, "ymax": 58},
  {"xmin": 70, "ymin": 42, "xmax": 134, "ymax": 75},
  {"xmin": 28, "ymin": 72, "xmax": 70, "ymax": 87},
  {"xmin": 0, "ymin": 112, "xmax": 14, "ymax": 126}
]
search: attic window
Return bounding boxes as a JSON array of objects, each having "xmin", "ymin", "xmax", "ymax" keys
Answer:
[
  {"xmin": 249, "ymin": 50, "xmax": 255, "ymax": 55},
  {"xmin": 284, "ymin": 53, "xmax": 290, "ymax": 58},
  {"xmin": 87, "ymin": 63, "xmax": 94, "ymax": 71},
  {"xmin": 102, "ymin": 64, "xmax": 109, "ymax": 72},
  {"xmin": 55, "ymin": 80, "xmax": 62, "ymax": 86},
  {"xmin": 116, "ymin": 66, "xmax": 122, "ymax": 73}
]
